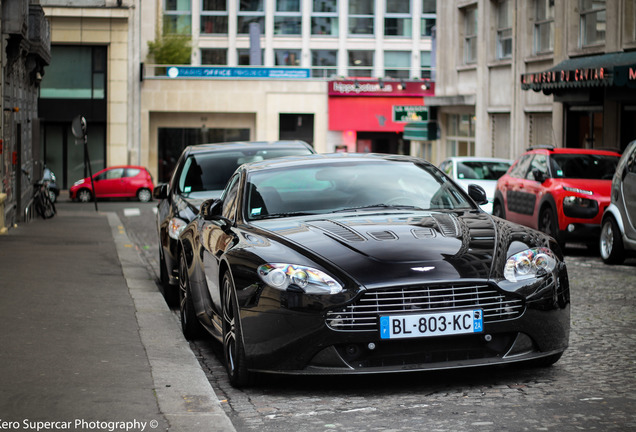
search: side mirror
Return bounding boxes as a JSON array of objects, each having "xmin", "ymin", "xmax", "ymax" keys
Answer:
[
  {"xmin": 467, "ymin": 184, "xmax": 488, "ymax": 205},
  {"xmin": 200, "ymin": 199, "xmax": 222, "ymax": 221},
  {"xmin": 153, "ymin": 183, "xmax": 168, "ymax": 200},
  {"xmin": 532, "ymin": 169, "xmax": 547, "ymax": 183}
]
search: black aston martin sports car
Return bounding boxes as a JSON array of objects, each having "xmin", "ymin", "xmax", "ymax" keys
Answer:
[{"xmin": 178, "ymin": 153, "xmax": 570, "ymax": 387}]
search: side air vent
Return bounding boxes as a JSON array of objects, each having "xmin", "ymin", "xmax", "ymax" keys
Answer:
[
  {"xmin": 432, "ymin": 214, "xmax": 460, "ymax": 237},
  {"xmin": 367, "ymin": 231, "xmax": 398, "ymax": 241},
  {"xmin": 308, "ymin": 220, "xmax": 366, "ymax": 242}
]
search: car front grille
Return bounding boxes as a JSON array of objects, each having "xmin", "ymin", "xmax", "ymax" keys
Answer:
[{"xmin": 326, "ymin": 283, "xmax": 524, "ymax": 331}]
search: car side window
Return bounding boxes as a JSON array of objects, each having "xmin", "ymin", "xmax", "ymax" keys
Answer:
[
  {"xmin": 526, "ymin": 155, "xmax": 548, "ymax": 181},
  {"xmin": 221, "ymin": 174, "xmax": 240, "ymax": 220},
  {"xmin": 508, "ymin": 154, "xmax": 532, "ymax": 178},
  {"xmin": 125, "ymin": 168, "xmax": 140, "ymax": 177}
]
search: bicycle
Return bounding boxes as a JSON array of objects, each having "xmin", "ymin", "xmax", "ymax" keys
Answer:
[{"xmin": 23, "ymin": 168, "xmax": 56, "ymax": 219}]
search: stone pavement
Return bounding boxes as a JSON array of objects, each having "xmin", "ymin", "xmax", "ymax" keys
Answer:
[{"xmin": 0, "ymin": 208, "xmax": 236, "ymax": 432}]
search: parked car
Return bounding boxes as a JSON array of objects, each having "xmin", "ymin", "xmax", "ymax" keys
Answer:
[
  {"xmin": 154, "ymin": 140, "xmax": 315, "ymax": 304},
  {"xmin": 493, "ymin": 146, "xmax": 621, "ymax": 248},
  {"xmin": 178, "ymin": 153, "xmax": 570, "ymax": 387},
  {"xmin": 439, "ymin": 156, "xmax": 512, "ymax": 213},
  {"xmin": 42, "ymin": 166, "xmax": 59, "ymax": 203},
  {"xmin": 70, "ymin": 165, "xmax": 155, "ymax": 203},
  {"xmin": 599, "ymin": 140, "xmax": 636, "ymax": 264}
]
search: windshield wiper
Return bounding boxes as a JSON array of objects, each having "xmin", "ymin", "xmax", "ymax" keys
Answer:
[
  {"xmin": 255, "ymin": 211, "xmax": 318, "ymax": 219},
  {"xmin": 334, "ymin": 204, "xmax": 423, "ymax": 213}
]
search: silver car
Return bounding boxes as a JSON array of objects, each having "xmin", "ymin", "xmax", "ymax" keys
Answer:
[{"xmin": 599, "ymin": 140, "xmax": 636, "ymax": 264}]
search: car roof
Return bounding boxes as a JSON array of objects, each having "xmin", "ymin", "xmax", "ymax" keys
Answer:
[
  {"xmin": 184, "ymin": 140, "xmax": 314, "ymax": 154},
  {"xmin": 239, "ymin": 152, "xmax": 434, "ymax": 172},
  {"xmin": 526, "ymin": 146, "xmax": 621, "ymax": 156},
  {"xmin": 443, "ymin": 156, "xmax": 513, "ymax": 163}
]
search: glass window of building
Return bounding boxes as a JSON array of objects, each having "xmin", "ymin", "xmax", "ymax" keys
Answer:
[
  {"xmin": 496, "ymin": 0, "xmax": 512, "ymax": 59},
  {"xmin": 421, "ymin": 0, "xmax": 436, "ymax": 36},
  {"xmin": 164, "ymin": 0, "xmax": 192, "ymax": 35},
  {"xmin": 348, "ymin": 50, "xmax": 374, "ymax": 77},
  {"xmin": 311, "ymin": 49, "xmax": 337, "ymax": 77},
  {"xmin": 349, "ymin": 0, "xmax": 374, "ymax": 36},
  {"xmin": 446, "ymin": 114, "xmax": 475, "ymax": 157},
  {"xmin": 420, "ymin": 50, "xmax": 431, "ymax": 79},
  {"xmin": 534, "ymin": 0, "xmax": 554, "ymax": 54},
  {"xmin": 238, "ymin": 0, "xmax": 265, "ymax": 34},
  {"xmin": 384, "ymin": 51, "xmax": 410, "ymax": 79},
  {"xmin": 238, "ymin": 48, "xmax": 264, "ymax": 65},
  {"xmin": 463, "ymin": 6, "xmax": 477, "ymax": 64},
  {"xmin": 201, "ymin": 0, "xmax": 228, "ymax": 35},
  {"xmin": 201, "ymin": 48, "xmax": 227, "ymax": 64},
  {"xmin": 580, "ymin": 0, "xmax": 606, "ymax": 46},
  {"xmin": 40, "ymin": 46, "xmax": 106, "ymax": 99},
  {"xmin": 275, "ymin": 0, "xmax": 302, "ymax": 35},
  {"xmin": 275, "ymin": 49, "xmax": 301, "ymax": 66},
  {"xmin": 385, "ymin": 0, "xmax": 411, "ymax": 37},
  {"xmin": 312, "ymin": 0, "xmax": 339, "ymax": 36}
]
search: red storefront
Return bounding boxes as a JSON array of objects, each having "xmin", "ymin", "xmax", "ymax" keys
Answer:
[{"xmin": 328, "ymin": 79, "xmax": 435, "ymax": 154}]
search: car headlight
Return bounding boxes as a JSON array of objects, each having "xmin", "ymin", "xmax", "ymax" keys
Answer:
[
  {"xmin": 563, "ymin": 196, "xmax": 595, "ymax": 208},
  {"xmin": 562, "ymin": 186, "xmax": 593, "ymax": 195},
  {"xmin": 73, "ymin": 179, "xmax": 85, "ymax": 186},
  {"xmin": 504, "ymin": 248, "xmax": 557, "ymax": 282},
  {"xmin": 168, "ymin": 217, "xmax": 187, "ymax": 240},
  {"xmin": 257, "ymin": 263, "xmax": 343, "ymax": 294}
]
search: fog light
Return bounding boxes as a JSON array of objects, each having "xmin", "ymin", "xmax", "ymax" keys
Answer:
[
  {"xmin": 368, "ymin": 343, "xmax": 376, "ymax": 350},
  {"xmin": 567, "ymin": 224, "xmax": 575, "ymax": 232}
]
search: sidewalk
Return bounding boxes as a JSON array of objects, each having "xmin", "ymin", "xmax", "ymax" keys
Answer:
[{"xmin": 0, "ymin": 208, "xmax": 236, "ymax": 432}]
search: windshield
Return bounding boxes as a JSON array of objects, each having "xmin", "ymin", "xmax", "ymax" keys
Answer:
[
  {"xmin": 245, "ymin": 160, "xmax": 474, "ymax": 220},
  {"xmin": 550, "ymin": 154, "xmax": 619, "ymax": 180},
  {"xmin": 456, "ymin": 161, "xmax": 511, "ymax": 180},
  {"xmin": 177, "ymin": 148, "xmax": 312, "ymax": 196}
]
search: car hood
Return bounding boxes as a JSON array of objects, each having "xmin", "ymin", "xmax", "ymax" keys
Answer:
[{"xmin": 251, "ymin": 210, "xmax": 498, "ymax": 287}]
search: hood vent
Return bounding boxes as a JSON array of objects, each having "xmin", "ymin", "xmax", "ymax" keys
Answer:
[
  {"xmin": 308, "ymin": 220, "xmax": 366, "ymax": 242},
  {"xmin": 412, "ymin": 228, "xmax": 436, "ymax": 239},
  {"xmin": 367, "ymin": 230, "xmax": 398, "ymax": 241},
  {"xmin": 432, "ymin": 214, "xmax": 460, "ymax": 237}
]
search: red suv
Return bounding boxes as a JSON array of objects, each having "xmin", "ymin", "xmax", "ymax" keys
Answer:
[
  {"xmin": 70, "ymin": 165, "xmax": 155, "ymax": 202},
  {"xmin": 493, "ymin": 146, "xmax": 621, "ymax": 247}
]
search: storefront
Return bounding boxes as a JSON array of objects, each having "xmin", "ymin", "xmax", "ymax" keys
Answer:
[
  {"xmin": 521, "ymin": 51, "xmax": 636, "ymax": 153},
  {"xmin": 328, "ymin": 80, "xmax": 435, "ymax": 154}
]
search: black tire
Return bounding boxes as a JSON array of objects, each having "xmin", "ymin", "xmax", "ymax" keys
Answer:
[
  {"xmin": 159, "ymin": 249, "xmax": 179, "ymax": 306},
  {"xmin": 36, "ymin": 189, "xmax": 56, "ymax": 219},
  {"xmin": 492, "ymin": 201, "xmax": 505, "ymax": 219},
  {"xmin": 77, "ymin": 189, "xmax": 92, "ymax": 203},
  {"xmin": 222, "ymin": 272, "xmax": 250, "ymax": 387},
  {"xmin": 48, "ymin": 189, "xmax": 57, "ymax": 203},
  {"xmin": 137, "ymin": 188, "xmax": 152, "ymax": 202},
  {"xmin": 539, "ymin": 206, "xmax": 562, "ymax": 246},
  {"xmin": 600, "ymin": 217, "xmax": 626, "ymax": 265},
  {"xmin": 178, "ymin": 253, "xmax": 205, "ymax": 340}
]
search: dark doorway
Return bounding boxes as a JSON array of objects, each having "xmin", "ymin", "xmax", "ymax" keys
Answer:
[
  {"xmin": 279, "ymin": 114, "xmax": 314, "ymax": 147},
  {"xmin": 566, "ymin": 108, "xmax": 603, "ymax": 149}
]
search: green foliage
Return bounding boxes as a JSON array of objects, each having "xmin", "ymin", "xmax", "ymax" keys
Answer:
[{"xmin": 147, "ymin": 34, "xmax": 192, "ymax": 65}]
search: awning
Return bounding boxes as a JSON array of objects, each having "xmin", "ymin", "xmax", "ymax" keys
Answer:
[
  {"xmin": 520, "ymin": 51, "xmax": 636, "ymax": 93},
  {"xmin": 423, "ymin": 94, "xmax": 475, "ymax": 107}
]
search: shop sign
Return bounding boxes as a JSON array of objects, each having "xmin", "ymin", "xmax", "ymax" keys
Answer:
[
  {"xmin": 521, "ymin": 67, "xmax": 610, "ymax": 90},
  {"xmin": 329, "ymin": 80, "xmax": 434, "ymax": 97},
  {"xmin": 393, "ymin": 105, "xmax": 428, "ymax": 123},
  {"xmin": 167, "ymin": 66, "xmax": 310, "ymax": 79},
  {"xmin": 613, "ymin": 64, "xmax": 636, "ymax": 88}
]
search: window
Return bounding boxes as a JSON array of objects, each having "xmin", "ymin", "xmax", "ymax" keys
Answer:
[
  {"xmin": 446, "ymin": 114, "xmax": 475, "ymax": 157},
  {"xmin": 40, "ymin": 46, "xmax": 106, "ymax": 99},
  {"xmin": 463, "ymin": 6, "xmax": 478, "ymax": 64},
  {"xmin": 201, "ymin": 0, "xmax": 227, "ymax": 34},
  {"xmin": 526, "ymin": 155, "xmax": 548, "ymax": 180},
  {"xmin": 275, "ymin": 49, "xmax": 301, "ymax": 66},
  {"xmin": 349, "ymin": 0, "xmax": 374, "ymax": 35},
  {"xmin": 534, "ymin": 0, "xmax": 554, "ymax": 54},
  {"xmin": 348, "ymin": 50, "xmax": 373, "ymax": 77},
  {"xmin": 311, "ymin": 49, "xmax": 337, "ymax": 77},
  {"xmin": 164, "ymin": 0, "xmax": 192, "ymax": 35},
  {"xmin": 385, "ymin": 0, "xmax": 411, "ymax": 37},
  {"xmin": 421, "ymin": 50, "xmax": 431, "ymax": 79},
  {"xmin": 238, "ymin": 0, "xmax": 265, "ymax": 34},
  {"xmin": 238, "ymin": 48, "xmax": 264, "ymax": 65},
  {"xmin": 580, "ymin": 0, "xmax": 606, "ymax": 46},
  {"xmin": 312, "ymin": 0, "xmax": 338, "ymax": 36},
  {"xmin": 384, "ymin": 51, "xmax": 410, "ymax": 79},
  {"xmin": 422, "ymin": 0, "xmax": 436, "ymax": 37},
  {"xmin": 275, "ymin": 0, "xmax": 301, "ymax": 35},
  {"xmin": 496, "ymin": 0, "xmax": 513, "ymax": 59},
  {"xmin": 201, "ymin": 49, "xmax": 227, "ymax": 65}
]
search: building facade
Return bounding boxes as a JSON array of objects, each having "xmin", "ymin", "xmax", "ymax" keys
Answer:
[
  {"xmin": 1, "ymin": 0, "xmax": 51, "ymax": 231},
  {"xmin": 428, "ymin": 0, "xmax": 636, "ymax": 166}
]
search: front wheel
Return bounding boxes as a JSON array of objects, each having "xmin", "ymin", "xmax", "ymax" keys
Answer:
[
  {"xmin": 77, "ymin": 189, "xmax": 92, "ymax": 203},
  {"xmin": 137, "ymin": 188, "xmax": 152, "ymax": 202},
  {"xmin": 492, "ymin": 201, "xmax": 505, "ymax": 219},
  {"xmin": 600, "ymin": 217, "xmax": 625, "ymax": 265},
  {"xmin": 222, "ymin": 272, "xmax": 250, "ymax": 387}
]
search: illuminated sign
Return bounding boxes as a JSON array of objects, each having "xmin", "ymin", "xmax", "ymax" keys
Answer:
[
  {"xmin": 393, "ymin": 105, "xmax": 428, "ymax": 123},
  {"xmin": 167, "ymin": 66, "xmax": 311, "ymax": 79}
]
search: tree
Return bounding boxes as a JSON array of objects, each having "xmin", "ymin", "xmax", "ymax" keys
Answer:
[{"xmin": 147, "ymin": 34, "xmax": 192, "ymax": 65}]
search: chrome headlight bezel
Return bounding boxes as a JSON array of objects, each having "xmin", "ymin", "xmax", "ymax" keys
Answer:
[
  {"xmin": 504, "ymin": 247, "xmax": 558, "ymax": 282},
  {"xmin": 257, "ymin": 263, "xmax": 343, "ymax": 295}
]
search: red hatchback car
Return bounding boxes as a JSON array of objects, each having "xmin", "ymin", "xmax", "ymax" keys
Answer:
[
  {"xmin": 70, "ymin": 165, "xmax": 155, "ymax": 202},
  {"xmin": 493, "ymin": 146, "xmax": 621, "ymax": 247}
]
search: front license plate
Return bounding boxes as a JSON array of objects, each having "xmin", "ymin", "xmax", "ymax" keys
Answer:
[{"xmin": 379, "ymin": 309, "xmax": 483, "ymax": 339}]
